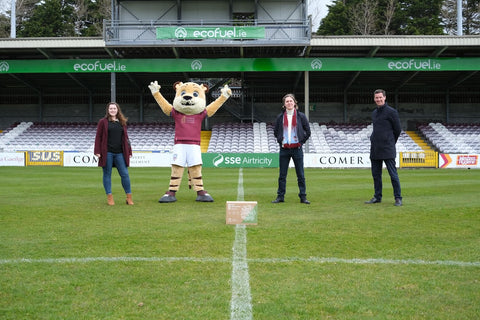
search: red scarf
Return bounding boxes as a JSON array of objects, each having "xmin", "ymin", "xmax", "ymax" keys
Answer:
[{"xmin": 282, "ymin": 109, "xmax": 301, "ymax": 148}]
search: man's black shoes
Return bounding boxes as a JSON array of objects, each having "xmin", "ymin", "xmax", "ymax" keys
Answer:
[
  {"xmin": 364, "ymin": 197, "xmax": 381, "ymax": 204},
  {"xmin": 364, "ymin": 197, "xmax": 402, "ymax": 206},
  {"xmin": 271, "ymin": 197, "xmax": 310, "ymax": 204}
]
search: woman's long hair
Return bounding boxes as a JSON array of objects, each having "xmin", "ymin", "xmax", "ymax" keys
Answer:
[
  {"xmin": 104, "ymin": 102, "xmax": 128, "ymax": 126},
  {"xmin": 282, "ymin": 93, "xmax": 298, "ymax": 109}
]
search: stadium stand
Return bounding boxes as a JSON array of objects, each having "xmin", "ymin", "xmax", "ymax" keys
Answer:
[
  {"xmin": 310, "ymin": 123, "xmax": 423, "ymax": 154},
  {"xmin": 0, "ymin": 122, "xmax": 96, "ymax": 152},
  {"xmin": 1, "ymin": 121, "xmax": 478, "ymax": 154},
  {"xmin": 128, "ymin": 123, "xmax": 175, "ymax": 152},
  {"xmin": 418, "ymin": 123, "xmax": 480, "ymax": 154},
  {"xmin": 208, "ymin": 123, "xmax": 258, "ymax": 153}
]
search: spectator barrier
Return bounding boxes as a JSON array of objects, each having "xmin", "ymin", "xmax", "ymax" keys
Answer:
[{"xmin": 1, "ymin": 150, "xmax": 479, "ymax": 169}]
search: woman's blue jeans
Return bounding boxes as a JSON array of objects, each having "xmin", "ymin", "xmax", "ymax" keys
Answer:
[{"xmin": 102, "ymin": 152, "xmax": 131, "ymax": 195}]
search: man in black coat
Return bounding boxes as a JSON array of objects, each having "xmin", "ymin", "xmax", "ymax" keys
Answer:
[{"xmin": 365, "ymin": 89, "xmax": 403, "ymax": 206}]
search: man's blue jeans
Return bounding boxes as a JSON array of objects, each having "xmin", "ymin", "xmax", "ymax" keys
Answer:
[
  {"xmin": 276, "ymin": 147, "xmax": 306, "ymax": 199},
  {"xmin": 102, "ymin": 152, "xmax": 131, "ymax": 195},
  {"xmin": 370, "ymin": 158, "xmax": 402, "ymax": 200}
]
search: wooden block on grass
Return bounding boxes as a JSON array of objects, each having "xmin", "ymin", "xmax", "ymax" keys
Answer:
[{"xmin": 226, "ymin": 201, "xmax": 258, "ymax": 225}]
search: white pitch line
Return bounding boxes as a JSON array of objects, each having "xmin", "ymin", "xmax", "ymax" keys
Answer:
[
  {"xmin": 0, "ymin": 256, "xmax": 230, "ymax": 264},
  {"xmin": 230, "ymin": 168, "xmax": 253, "ymax": 320},
  {"xmin": 250, "ymin": 257, "xmax": 480, "ymax": 267},
  {"xmin": 236, "ymin": 167, "xmax": 244, "ymax": 201},
  {"xmin": 1, "ymin": 256, "xmax": 479, "ymax": 267}
]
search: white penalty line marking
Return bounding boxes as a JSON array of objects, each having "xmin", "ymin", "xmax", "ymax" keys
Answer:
[
  {"xmin": 0, "ymin": 256, "xmax": 479, "ymax": 267},
  {"xmin": 230, "ymin": 167, "xmax": 253, "ymax": 320}
]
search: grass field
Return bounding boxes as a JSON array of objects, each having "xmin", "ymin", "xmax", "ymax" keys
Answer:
[{"xmin": 0, "ymin": 166, "xmax": 479, "ymax": 319}]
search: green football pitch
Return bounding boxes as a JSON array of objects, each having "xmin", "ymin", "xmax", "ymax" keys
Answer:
[{"xmin": 1, "ymin": 166, "xmax": 479, "ymax": 319}]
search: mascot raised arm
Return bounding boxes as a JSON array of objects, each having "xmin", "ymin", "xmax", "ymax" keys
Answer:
[{"xmin": 148, "ymin": 80, "xmax": 232, "ymax": 203}]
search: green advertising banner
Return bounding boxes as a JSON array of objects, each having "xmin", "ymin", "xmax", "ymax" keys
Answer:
[
  {"xmin": 156, "ymin": 26, "xmax": 265, "ymax": 39},
  {"xmin": 1, "ymin": 57, "xmax": 480, "ymax": 74},
  {"xmin": 202, "ymin": 153, "xmax": 278, "ymax": 168}
]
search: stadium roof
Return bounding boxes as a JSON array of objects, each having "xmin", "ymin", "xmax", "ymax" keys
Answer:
[
  {"xmin": 1, "ymin": 35, "xmax": 479, "ymax": 100},
  {"xmin": 2, "ymin": 35, "xmax": 479, "ymax": 58}
]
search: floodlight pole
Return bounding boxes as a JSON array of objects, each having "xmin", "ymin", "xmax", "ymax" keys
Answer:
[
  {"xmin": 304, "ymin": 71, "xmax": 309, "ymax": 120},
  {"xmin": 304, "ymin": 71, "xmax": 310, "ymax": 152},
  {"xmin": 457, "ymin": 0, "xmax": 463, "ymax": 36},
  {"xmin": 111, "ymin": 73, "xmax": 116, "ymax": 102},
  {"xmin": 10, "ymin": 0, "xmax": 16, "ymax": 38}
]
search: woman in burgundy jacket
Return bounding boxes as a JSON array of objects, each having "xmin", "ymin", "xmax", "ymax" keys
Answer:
[{"xmin": 94, "ymin": 102, "xmax": 133, "ymax": 205}]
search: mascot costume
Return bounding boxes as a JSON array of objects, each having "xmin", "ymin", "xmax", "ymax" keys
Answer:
[{"xmin": 148, "ymin": 80, "xmax": 232, "ymax": 203}]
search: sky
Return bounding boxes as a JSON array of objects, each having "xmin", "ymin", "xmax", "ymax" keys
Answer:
[
  {"xmin": 0, "ymin": 0, "xmax": 9, "ymax": 14},
  {"xmin": 309, "ymin": 0, "xmax": 334, "ymax": 31}
]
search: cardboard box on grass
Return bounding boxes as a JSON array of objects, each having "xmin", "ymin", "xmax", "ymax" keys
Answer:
[{"xmin": 226, "ymin": 201, "xmax": 258, "ymax": 225}]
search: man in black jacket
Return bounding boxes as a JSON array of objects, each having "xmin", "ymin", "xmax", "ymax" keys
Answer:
[
  {"xmin": 272, "ymin": 93, "xmax": 311, "ymax": 204},
  {"xmin": 365, "ymin": 89, "xmax": 403, "ymax": 206}
]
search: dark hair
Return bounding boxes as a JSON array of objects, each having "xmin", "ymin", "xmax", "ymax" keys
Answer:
[
  {"xmin": 374, "ymin": 89, "xmax": 386, "ymax": 96},
  {"xmin": 282, "ymin": 93, "xmax": 298, "ymax": 109},
  {"xmin": 104, "ymin": 102, "xmax": 128, "ymax": 126}
]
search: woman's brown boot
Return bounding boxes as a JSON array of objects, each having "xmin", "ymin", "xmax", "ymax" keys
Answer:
[
  {"xmin": 126, "ymin": 193, "xmax": 134, "ymax": 205},
  {"xmin": 107, "ymin": 194, "xmax": 115, "ymax": 206}
]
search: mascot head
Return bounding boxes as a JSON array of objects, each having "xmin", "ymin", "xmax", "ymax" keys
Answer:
[{"xmin": 173, "ymin": 81, "xmax": 209, "ymax": 115}]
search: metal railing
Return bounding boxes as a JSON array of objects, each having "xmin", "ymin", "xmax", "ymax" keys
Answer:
[
  {"xmin": 103, "ymin": 19, "xmax": 311, "ymax": 46},
  {"xmin": 400, "ymin": 151, "xmax": 438, "ymax": 168}
]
